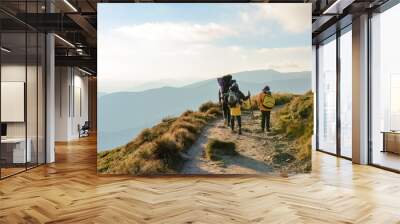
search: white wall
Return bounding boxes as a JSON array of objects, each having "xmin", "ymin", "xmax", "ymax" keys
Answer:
[
  {"xmin": 1, "ymin": 63, "xmax": 46, "ymax": 163},
  {"xmin": 55, "ymin": 67, "xmax": 89, "ymax": 141},
  {"xmin": 72, "ymin": 73, "xmax": 89, "ymax": 138},
  {"xmin": 1, "ymin": 65, "xmax": 26, "ymax": 139},
  {"xmin": 55, "ymin": 66, "xmax": 70, "ymax": 141},
  {"xmin": 1, "ymin": 65, "xmax": 27, "ymax": 140}
]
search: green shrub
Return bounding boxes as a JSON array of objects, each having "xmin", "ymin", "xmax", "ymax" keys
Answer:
[{"xmin": 205, "ymin": 139, "xmax": 237, "ymax": 161}]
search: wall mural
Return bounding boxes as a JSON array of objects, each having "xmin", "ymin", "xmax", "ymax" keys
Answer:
[{"xmin": 97, "ymin": 3, "xmax": 313, "ymax": 175}]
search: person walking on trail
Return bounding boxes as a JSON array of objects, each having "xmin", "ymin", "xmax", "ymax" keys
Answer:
[
  {"xmin": 257, "ymin": 85, "xmax": 275, "ymax": 132},
  {"xmin": 218, "ymin": 75, "xmax": 234, "ymax": 127},
  {"xmin": 227, "ymin": 82, "xmax": 250, "ymax": 135}
]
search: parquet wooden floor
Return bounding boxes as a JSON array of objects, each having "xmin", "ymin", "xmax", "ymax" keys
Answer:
[{"xmin": 1, "ymin": 135, "xmax": 400, "ymax": 223}]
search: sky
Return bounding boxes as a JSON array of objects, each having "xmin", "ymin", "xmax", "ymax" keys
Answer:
[{"xmin": 98, "ymin": 3, "xmax": 312, "ymax": 93}]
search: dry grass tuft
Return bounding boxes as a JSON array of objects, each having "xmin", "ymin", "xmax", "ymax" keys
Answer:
[
  {"xmin": 205, "ymin": 139, "xmax": 237, "ymax": 161},
  {"xmin": 199, "ymin": 101, "xmax": 219, "ymax": 113}
]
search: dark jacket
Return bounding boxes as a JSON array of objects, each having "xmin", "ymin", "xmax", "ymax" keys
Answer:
[
  {"xmin": 234, "ymin": 89, "xmax": 249, "ymax": 103},
  {"xmin": 229, "ymin": 86, "xmax": 249, "ymax": 105}
]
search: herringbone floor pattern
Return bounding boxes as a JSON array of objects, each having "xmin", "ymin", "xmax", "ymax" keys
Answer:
[{"xmin": 1, "ymin": 135, "xmax": 400, "ymax": 223}]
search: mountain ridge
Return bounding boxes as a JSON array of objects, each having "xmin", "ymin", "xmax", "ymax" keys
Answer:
[{"xmin": 101, "ymin": 69, "xmax": 311, "ymax": 96}]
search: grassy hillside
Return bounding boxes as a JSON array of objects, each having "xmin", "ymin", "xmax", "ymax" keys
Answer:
[
  {"xmin": 98, "ymin": 92, "xmax": 313, "ymax": 175},
  {"xmin": 271, "ymin": 91, "xmax": 313, "ymax": 172},
  {"xmin": 97, "ymin": 102, "xmax": 221, "ymax": 174}
]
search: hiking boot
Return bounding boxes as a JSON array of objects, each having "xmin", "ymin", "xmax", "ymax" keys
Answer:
[
  {"xmin": 238, "ymin": 129, "xmax": 242, "ymax": 135},
  {"xmin": 267, "ymin": 128, "xmax": 271, "ymax": 132}
]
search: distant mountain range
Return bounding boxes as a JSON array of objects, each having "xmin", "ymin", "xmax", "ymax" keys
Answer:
[{"xmin": 98, "ymin": 69, "xmax": 311, "ymax": 151}]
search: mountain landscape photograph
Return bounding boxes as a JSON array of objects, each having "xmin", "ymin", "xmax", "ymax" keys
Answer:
[
  {"xmin": 97, "ymin": 3, "xmax": 312, "ymax": 175},
  {"xmin": 98, "ymin": 69, "xmax": 311, "ymax": 152}
]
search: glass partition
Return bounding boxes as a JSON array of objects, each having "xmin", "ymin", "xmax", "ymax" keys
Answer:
[
  {"xmin": 0, "ymin": 3, "xmax": 46, "ymax": 179},
  {"xmin": 0, "ymin": 31, "xmax": 28, "ymax": 177}
]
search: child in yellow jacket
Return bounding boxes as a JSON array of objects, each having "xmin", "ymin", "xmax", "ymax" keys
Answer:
[{"xmin": 227, "ymin": 83, "xmax": 249, "ymax": 135}]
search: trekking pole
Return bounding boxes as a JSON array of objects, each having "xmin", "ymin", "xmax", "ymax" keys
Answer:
[
  {"xmin": 218, "ymin": 90, "xmax": 223, "ymax": 116},
  {"xmin": 248, "ymin": 91, "xmax": 254, "ymax": 118}
]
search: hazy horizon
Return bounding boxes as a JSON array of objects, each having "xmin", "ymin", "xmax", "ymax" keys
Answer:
[{"xmin": 99, "ymin": 69, "xmax": 312, "ymax": 94}]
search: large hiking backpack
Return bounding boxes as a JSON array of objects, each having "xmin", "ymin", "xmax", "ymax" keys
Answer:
[
  {"xmin": 227, "ymin": 90, "xmax": 239, "ymax": 107},
  {"xmin": 217, "ymin": 75, "xmax": 232, "ymax": 94},
  {"xmin": 262, "ymin": 94, "xmax": 275, "ymax": 110}
]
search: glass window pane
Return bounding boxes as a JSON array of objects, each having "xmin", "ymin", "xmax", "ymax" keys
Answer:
[
  {"xmin": 0, "ymin": 1, "xmax": 46, "ymax": 179},
  {"xmin": 340, "ymin": 29, "xmax": 352, "ymax": 158},
  {"xmin": 318, "ymin": 37, "xmax": 337, "ymax": 154},
  {"xmin": 371, "ymin": 4, "xmax": 400, "ymax": 171}
]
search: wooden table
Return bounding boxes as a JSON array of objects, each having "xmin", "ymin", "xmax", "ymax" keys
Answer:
[{"xmin": 381, "ymin": 131, "xmax": 400, "ymax": 154}]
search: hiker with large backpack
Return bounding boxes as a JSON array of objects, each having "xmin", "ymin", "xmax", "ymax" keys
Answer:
[
  {"xmin": 217, "ymin": 75, "xmax": 233, "ymax": 127},
  {"xmin": 227, "ymin": 82, "xmax": 249, "ymax": 135},
  {"xmin": 257, "ymin": 85, "xmax": 275, "ymax": 132}
]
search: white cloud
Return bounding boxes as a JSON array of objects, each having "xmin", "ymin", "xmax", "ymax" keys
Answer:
[
  {"xmin": 116, "ymin": 22, "xmax": 236, "ymax": 43},
  {"xmin": 99, "ymin": 27, "xmax": 311, "ymax": 88},
  {"xmin": 242, "ymin": 4, "xmax": 311, "ymax": 33}
]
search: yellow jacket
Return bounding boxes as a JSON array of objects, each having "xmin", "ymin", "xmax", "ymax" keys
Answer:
[
  {"xmin": 230, "ymin": 105, "xmax": 241, "ymax": 116},
  {"xmin": 258, "ymin": 92, "xmax": 275, "ymax": 111}
]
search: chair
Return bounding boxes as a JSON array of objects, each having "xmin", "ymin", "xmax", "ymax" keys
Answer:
[{"xmin": 79, "ymin": 121, "xmax": 90, "ymax": 138}]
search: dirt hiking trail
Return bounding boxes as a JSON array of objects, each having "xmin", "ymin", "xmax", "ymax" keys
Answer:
[{"xmin": 181, "ymin": 111, "xmax": 290, "ymax": 174}]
